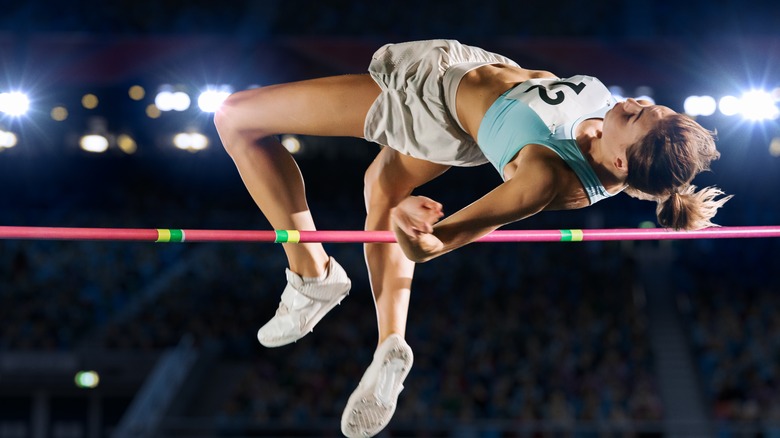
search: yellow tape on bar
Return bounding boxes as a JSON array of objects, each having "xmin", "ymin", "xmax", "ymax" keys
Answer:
[
  {"xmin": 156, "ymin": 229, "xmax": 171, "ymax": 242},
  {"xmin": 286, "ymin": 230, "xmax": 300, "ymax": 243},
  {"xmin": 155, "ymin": 229, "xmax": 185, "ymax": 243},
  {"xmin": 560, "ymin": 229, "xmax": 584, "ymax": 242},
  {"xmin": 274, "ymin": 230, "xmax": 301, "ymax": 243}
]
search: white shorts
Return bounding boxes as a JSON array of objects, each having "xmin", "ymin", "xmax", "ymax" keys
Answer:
[{"xmin": 364, "ymin": 39, "xmax": 519, "ymax": 167}]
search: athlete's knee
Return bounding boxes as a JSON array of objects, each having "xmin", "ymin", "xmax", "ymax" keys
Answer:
[
  {"xmin": 363, "ymin": 161, "xmax": 413, "ymax": 213},
  {"xmin": 214, "ymin": 90, "xmax": 272, "ymax": 155},
  {"xmin": 214, "ymin": 90, "xmax": 249, "ymax": 134}
]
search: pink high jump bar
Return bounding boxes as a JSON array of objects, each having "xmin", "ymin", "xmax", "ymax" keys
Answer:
[{"xmin": 0, "ymin": 225, "xmax": 779, "ymax": 243}]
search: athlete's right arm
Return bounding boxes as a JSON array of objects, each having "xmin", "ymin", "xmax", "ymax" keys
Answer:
[{"xmin": 391, "ymin": 155, "xmax": 559, "ymax": 262}]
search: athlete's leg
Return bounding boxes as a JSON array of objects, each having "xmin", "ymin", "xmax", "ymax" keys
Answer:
[
  {"xmin": 214, "ymin": 74, "xmax": 380, "ymax": 277},
  {"xmin": 341, "ymin": 147, "xmax": 449, "ymax": 437},
  {"xmin": 363, "ymin": 148, "xmax": 450, "ymax": 343},
  {"xmin": 214, "ymin": 75, "xmax": 381, "ymax": 347}
]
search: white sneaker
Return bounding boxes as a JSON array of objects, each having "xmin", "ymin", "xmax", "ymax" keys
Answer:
[
  {"xmin": 257, "ymin": 257, "xmax": 351, "ymax": 348},
  {"xmin": 341, "ymin": 334, "xmax": 413, "ymax": 438}
]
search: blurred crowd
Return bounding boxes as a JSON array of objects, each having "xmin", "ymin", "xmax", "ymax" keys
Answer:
[
  {"xmin": 212, "ymin": 241, "xmax": 664, "ymax": 428},
  {"xmin": 1, "ymin": 138, "xmax": 778, "ymax": 432},
  {"xmin": 677, "ymin": 238, "xmax": 780, "ymax": 427},
  {"xmin": 0, "ymin": 238, "xmax": 179, "ymax": 350},
  {"xmin": 0, "ymin": 195, "xmax": 665, "ymax": 430}
]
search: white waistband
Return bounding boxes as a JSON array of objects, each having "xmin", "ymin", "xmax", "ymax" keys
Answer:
[{"xmin": 442, "ymin": 62, "xmax": 495, "ymax": 133}]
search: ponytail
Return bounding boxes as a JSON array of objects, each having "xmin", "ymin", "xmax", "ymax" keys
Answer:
[
  {"xmin": 624, "ymin": 112, "xmax": 732, "ymax": 229},
  {"xmin": 656, "ymin": 185, "xmax": 732, "ymax": 230}
]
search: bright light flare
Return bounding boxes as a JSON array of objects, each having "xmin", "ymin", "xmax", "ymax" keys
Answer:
[
  {"xmin": 740, "ymin": 90, "xmax": 779, "ymax": 121},
  {"xmin": 79, "ymin": 135, "xmax": 109, "ymax": 153},
  {"xmin": 281, "ymin": 135, "xmax": 301, "ymax": 154},
  {"xmin": 0, "ymin": 130, "xmax": 17, "ymax": 148},
  {"xmin": 154, "ymin": 90, "xmax": 175, "ymax": 111},
  {"xmin": 173, "ymin": 132, "xmax": 209, "ymax": 152},
  {"xmin": 154, "ymin": 85, "xmax": 191, "ymax": 112},
  {"xmin": 197, "ymin": 87, "xmax": 232, "ymax": 113},
  {"xmin": 170, "ymin": 92, "xmax": 191, "ymax": 111},
  {"xmin": 0, "ymin": 92, "xmax": 30, "ymax": 116},
  {"xmin": 719, "ymin": 95, "xmax": 741, "ymax": 116},
  {"xmin": 684, "ymin": 95, "xmax": 717, "ymax": 117}
]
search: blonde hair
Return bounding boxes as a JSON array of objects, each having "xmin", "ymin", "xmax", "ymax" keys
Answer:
[{"xmin": 625, "ymin": 114, "xmax": 732, "ymax": 230}]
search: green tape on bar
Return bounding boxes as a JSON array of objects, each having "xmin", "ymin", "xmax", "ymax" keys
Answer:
[
  {"xmin": 560, "ymin": 229, "xmax": 584, "ymax": 242},
  {"xmin": 274, "ymin": 230, "xmax": 300, "ymax": 244},
  {"xmin": 170, "ymin": 229, "xmax": 184, "ymax": 242}
]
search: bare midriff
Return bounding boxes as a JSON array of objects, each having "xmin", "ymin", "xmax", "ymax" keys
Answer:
[{"xmin": 455, "ymin": 65, "xmax": 557, "ymax": 140}]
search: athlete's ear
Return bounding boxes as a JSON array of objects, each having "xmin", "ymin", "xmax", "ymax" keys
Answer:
[{"xmin": 613, "ymin": 155, "xmax": 628, "ymax": 173}]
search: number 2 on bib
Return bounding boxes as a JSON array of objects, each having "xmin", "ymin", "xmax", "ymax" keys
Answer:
[{"xmin": 524, "ymin": 81, "xmax": 586, "ymax": 106}]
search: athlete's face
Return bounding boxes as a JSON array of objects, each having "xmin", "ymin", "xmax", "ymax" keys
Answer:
[{"xmin": 602, "ymin": 98, "xmax": 675, "ymax": 156}]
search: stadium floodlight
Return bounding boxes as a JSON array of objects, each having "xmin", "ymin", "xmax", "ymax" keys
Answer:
[
  {"xmin": 281, "ymin": 134, "xmax": 301, "ymax": 154},
  {"xmin": 684, "ymin": 95, "xmax": 716, "ymax": 117},
  {"xmin": 173, "ymin": 133, "xmax": 190, "ymax": 150},
  {"xmin": 79, "ymin": 134, "xmax": 109, "ymax": 153},
  {"xmin": 155, "ymin": 89, "xmax": 175, "ymax": 112},
  {"xmin": 0, "ymin": 129, "xmax": 17, "ymax": 148},
  {"xmin": 697, "ymin": 96, "xmax": 717, "ymax": 116},
  {"xmin": 170, "ymin": 91, "xmax": 191, "ymax": 111},
  {"xmin": 740, "ymin": 90, "xmax": 779, "ymax": 121},
  {"xmin": 0, "ymin": 91, "xmax": 30, "ymax": 116},
  {"xmin": 197, "ymin": 86, "xmax": 233, "ymax": 113},
  {"xmin": 173, "ymin": 132, "xmax": 209, "ymax": 152},
  {"xmin": 718, "ymin": 95, "xmax": 741, "ymax": 116}
]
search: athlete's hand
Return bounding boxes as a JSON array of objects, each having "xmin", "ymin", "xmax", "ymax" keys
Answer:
[
  {"xmin": 390, "ymin": 196, "xmax": 445, "ymax": 262},
  {"xmin": 390, "ymin": 196, "xmax": 444, "ymax": 238}
]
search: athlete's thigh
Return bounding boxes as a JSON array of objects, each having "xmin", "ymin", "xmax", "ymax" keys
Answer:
[
  {"xmin": 217, "ymin": 74, "xmax": 381, "ymax": 138},
  {"xmin": 367, "ymin": 147, "xmax": 451, "ymax": 198}
]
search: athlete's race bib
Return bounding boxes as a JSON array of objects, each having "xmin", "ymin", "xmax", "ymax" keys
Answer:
[{"xmin": 505, "ymin": 75, "xmax": 615, "ymax": 132}]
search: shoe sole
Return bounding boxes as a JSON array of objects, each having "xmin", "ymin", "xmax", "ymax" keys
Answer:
[
  {"xmin": 258, "ymin": 286, "xmax": 350, "ymax": 348},
  {"xmin": 341, "ymin": 339, "xmax": 413, "ymax": 437}
]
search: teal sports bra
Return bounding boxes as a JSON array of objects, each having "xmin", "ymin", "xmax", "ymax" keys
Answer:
[{"xmin": 477, "ymin": 75, "xmax": 620, "ymax": 205}]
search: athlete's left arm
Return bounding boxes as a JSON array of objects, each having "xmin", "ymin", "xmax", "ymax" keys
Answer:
[{"xmin": 391, "ymin": 157, "xmax": 559, "ymax": 262}]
